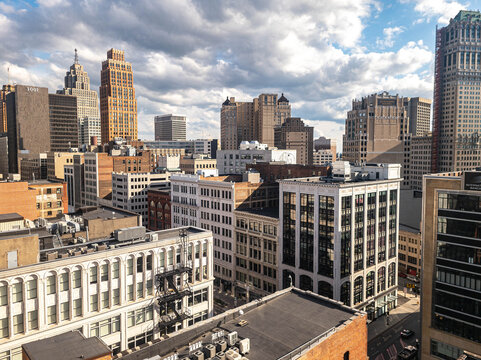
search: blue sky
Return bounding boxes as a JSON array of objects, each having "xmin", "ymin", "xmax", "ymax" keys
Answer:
[{"xmin": 0, "ymin": 0, "xmax": 478, "ymax": 145}]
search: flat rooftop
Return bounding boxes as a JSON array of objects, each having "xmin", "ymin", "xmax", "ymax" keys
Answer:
[
  {"xmin": 22, "ymin": 330, "xmax": 111, "ymax": 360},
  {"xmin": 80, "ymin": 206, "xmax": 138, "ymax": 221},
  {"xmin": 235, "ymin": 207, "xmax": 279, "ymax": 219},
  {"xmin": 0, "ymin": 213, "xmax": 23, "ymax": 223},
  {"xmin": 123, "ymin": 288, "xmax": 364, "ymax": 360}
]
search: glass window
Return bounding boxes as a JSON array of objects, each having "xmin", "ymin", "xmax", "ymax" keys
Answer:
[
  {"xmin": 60, "ymin": 302, "xmax": 69, "ymax": 321},
  {"xmin": 26, "ymin": 279, "xmax": 37, "ymax": 300},
  {"xmin": 101, "ymin": 291, "xmax": 109, "ymax": 309},
  {"xmin": 127, "ymin": 258, "xmax": 134, "ymax": 275},
  {"xmin": 47, "ymin": 305, "xmax": 56, "ymax": 324},
  {"xmin": 0, "ymin": 318, "xmax": 8, "ymax": 338},
  {"xmin": 0, "ymin": 286, "xmax": 6, "ymax": 305},
  {"xmin": 90, "ymin": 294, "xmax": 98, "ymax": 312},
  {"xmin": 112, "ymin": 288, "xmax": 120, "ymax": 306},
  {"xmin": 72, "ymin": 270, "xmax": 81, "ymax": 289},
  {"xmin": 127, "ymin": 284, "xmax": 134, "ymax": 301},
  {"xmin": 46, "ymin": 275, "xmax": 56, "ymax": 295},
  {"xmin": 101, "ymin": 264, "xmax": 108, "ymax": 282},
  {"xmin": 137, "ymin": 257, "xmax": 143, "ymax": 273},
  {"xmin": 137, "ymin": 283, "xmax": 143, "ymax": 298},
  {"xmin": 12, "ymin": 315, "xmax": 23, "ymax": 335},
  {"xmin": 59, "ymin": 273, "xmax": 69, "ymax": 292},
  {"xmin": 112, "ymin": 261, "xmax": 119, "ymax": 279},
  {"xmin": 73, "ymin": 298, "xmax": 82, "ymax": 317},
  {"xmin": 90, "ymin": 267, "xmax": 98, "ymax": 284},
  {"xmin": 11, "ymin": 283, "xmax": 22, "ymax": 303},
  {"xmin": 28, "ymin": 310, "xmax": 38, "ymax": 330},
  {"xmin": 146, "ymin": 255, "xmax": 152, "ymax": 270}
]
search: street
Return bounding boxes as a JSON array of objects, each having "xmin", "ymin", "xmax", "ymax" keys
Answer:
[{"xmin": 368, "ymin": 310, "xmax": 420, "ymax": 359}]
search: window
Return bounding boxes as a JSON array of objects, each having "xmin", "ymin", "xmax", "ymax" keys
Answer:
[
  {"xmin": 46, "ymin": 275, "xmax": 56, "ymax": 295},
  {"xmin": 146, "ymin": 255, "xmax": 152, "ymax": 270},
  {"xmin": 146, "ymin": 280, "xmax": 153, "ymax": 295},
  {"xmin": 47, "ymin": 305, "xmax": 56, "ymax": 324},
  {"xmin": 0, "ymin": 286, "xmax": 6, "ymax": 305},
  {"xmin": 112, "ymin": 261, "xmax": 119, "ymax": 279},
  {"xmin": 59, "ymin": 273, "xmax": 69, "ymax": 292},
  {"xmin": 72, "ymin": 270, "xmax": 81, "ymax": 288},
  {"xmin": 13, "ymin": 314, "xmax": 23, "ymax": 335},
  {"xmin": 28, "ymin": 310, "xmax": 38, "ymax": 330},
  {"xmin": 137, "ymin": 257, "xmax": 143, "ymax": 273},
  {"xmin": 73, "ymin": 298, "xmax": 82, "ymax": 317},
  {"xmin": 0, "ymin": 318, "xmax": 7, "ymax": 338},
  {"xmin": 101, "ymin": 291, "xmax": 109, "ymax": 309},
  {"xmin": 127, "ymin": 258, "xmax": 134, "ymax": 275},
  {"xmin": 60, "ymin": 302, "xmax": 69, "ymax": 321},
  {"xmin": 90, "ymin": 266, "xmax": 98, "ymax": 284},
  {"xmin": 11, "ymin": 283, "xmax": 22, "ymax": 303},
  {"xmin": 344, "ymin": 351, "xmax": 350, "ymax": 360},
  {"xmin": 127, "ymin": 284, "xmax": 134, "ymax": 301},
  {"xmin": 112, "ymin": 288, "xmax": 120, "ymax": 306},
  {"xmin": 101, "ymin": 264, "xmax": 108, "ymax": 282},
  {"xmin": 137, "ymin": 283, "xmax": 143, "ymax": 298},
  {"xmin": 127, "ymin": 306, "xmax": 153, "ymax": 327},
  {"xmin": 91, "ymin": 316, "xmax": 120, "ymax": 338},
  {"xmin": 26, "ymin": 279, "xmax": 37, "ymax": 300},
  {"xmin": 90, "ymin": 294, "xmax": 98, "ymax": 312}
]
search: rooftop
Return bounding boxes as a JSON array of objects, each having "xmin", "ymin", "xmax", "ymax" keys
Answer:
[
  {"xmin": 80, "ymin": 206, "xmax": 138, "ymax": 221},
  {"xmin": 0, "ymin": 213, "xmax": 23, "ymax": 223},
  {"xmin": 453, "ymin": 10, "xmax": 481, "ymax": 23},
  {"xmin": 22, "ymin": 330, "xmax": 111, "ymax": 360},
  {"xmin": 123, "ymin": 288, "xmax": 364, "ymax": 360},
  {"xmin": 235, "ymin": 207, "xmax": 279, "ymax": 219}
]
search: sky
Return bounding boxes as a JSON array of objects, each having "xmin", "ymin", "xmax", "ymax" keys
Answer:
[{"xmin": 0, "ymin": 0, "xmax": 478, "ymax": 146}]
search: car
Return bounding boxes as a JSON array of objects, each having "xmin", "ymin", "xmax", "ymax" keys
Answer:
[{"xmin": 401, "ymin": 329, "xmax": 415, "ymax": 338}]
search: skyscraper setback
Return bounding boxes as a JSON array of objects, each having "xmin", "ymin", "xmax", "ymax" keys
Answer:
[
  {"xmin": 99, "ymin": 48, "xmax": 138, "ymax": 142},
  {"xmin": 58, "ymin": 49, "xmax": 101, "ymax": 145},
  {"xmin": 432, "ymin": 10, "xmax": 481, "ymax": 172}
]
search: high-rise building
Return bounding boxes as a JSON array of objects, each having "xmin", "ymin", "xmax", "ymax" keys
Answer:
[
  {"xmin": 421, "ymin": 171, "xmax": 481, "ymax": 358},
  {"xmin": 154, "ymin": 114, "xmax": 186, "ymax": 141},
  {"xmin": 0, "ymin": 84, "xmax": 14, "ymax": 133},
  {"xmin": 279, "ymin": 162, "xmax": 401, "ymax": 320},
  {"xmin": 410, "ymin": 132, "xmax": 432, "ymax": 191},
  {"xmin": 432, "ymin": 10, "xmax": 481, "ymax": 173},
  {"xmin": 58, "ymin": 49, "xmax": 101, "ymax": 146},
  {"xmin": 274, "ymin": 117, "xmax": 314, "ymax": 165},
  {"xmin": 48, "ymin": 94, "xmax": 79, "ymax": 151},
  {"xmin": 407, "ymin": 97, "xmax": 431, "ymax": 136},
  {"xmin": 220, "ymin": 93, "xmax": 291, "ymax": 150},
  {"xmin": 99, "ymin": 49, "xmax": 138, "ymax": 142}
]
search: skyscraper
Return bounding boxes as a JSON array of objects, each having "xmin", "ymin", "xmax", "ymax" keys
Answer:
[
  {"xmin": 58, "ymin": 49, "xmax": 101, "ymax": 146},
  {"xmin": 432, "ymin": 10, "xmax": 481, "ymax": 172},
  {"xmin": 99, "ymin": 48, "xmax": 138, "ymax": 142},
  {"xmin": 154, "ymin": 114, "xmax": 186, "ymax": 141},
  {"xmin": 220, "ymin": 93, "xmax": 291, "ymax": 150},
  {"xmin": 274, "ymin": 117, "xmax": 314, "ymax": 165},
  {"xmin": 0, "ymin": 84, "xmax": 14, "ymax": 133}
]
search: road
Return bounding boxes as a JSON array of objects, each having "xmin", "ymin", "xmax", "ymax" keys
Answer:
[{"xmin": 368, "ymin": 310, "xmax": 420, "ymax": 360}]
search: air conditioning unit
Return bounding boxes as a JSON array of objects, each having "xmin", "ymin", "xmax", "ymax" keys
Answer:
[
  {"xmin": 150, "ymin": 233, "xmax": 158, "ymax": 241},
  {"xmin": 203, "ymin": 344, "xmax": 216, "ymax": 358},
  {"xmin": 227, "ymin": 331, "xmax": 238, "ymax": 346},
  {"xmin": 192, "ymin": 351, "xmax": 204, "ymax": 360},
  {"xmin": 215, "ymin": 352, "xmax": 226, "ymax": 360},
  {"xmin": 239, "ymin": 338, "xmax": 250, "ymax": 355},
  {"xmin": 226, "ymin": 351, "xmax": 241, "ymax": 360},
  {"xmin": 216, "ymin": 340, "xmax": 227, "ymax": 352}
]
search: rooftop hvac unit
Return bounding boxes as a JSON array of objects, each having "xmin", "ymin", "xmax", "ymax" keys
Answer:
[
  {"xmin": 238, "ymin": 339, "xmax": 250, "ymax": 355},
  {"xmin": 227, "ymin": 331, "xmax": 238, "ymax": 346},
  {"xmin": 216, "ymin": 340, "xmax": 227, "ymax": 352},
  {"xmin": 192, "ymin": 351, "xmax": 204, "ymax": 360},
  {"xmin": 226, "ymin": 351, "xmax": 241, "ymax": 360},
  {"xmin": 214, "ymin": 352, "xmax": 226, "ymax": 360},
  {"xmin": 150, "ymin": 233, "xmax": 158, "ymax": 242},
  {"xmin": 203, "ymin": 344, "xmax": 216, "ymax": 358},
  {"xmin": 114, "ymin": 226, "xmax": 146, "ymax": 241},
  {"xmin": 92, "ymin": 243, "xmax": 99, "ymax": 250}
]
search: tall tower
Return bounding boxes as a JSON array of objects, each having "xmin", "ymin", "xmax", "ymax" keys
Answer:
[
  {"xmin": 154, "ymin": 114, "xmax": 186, "ymax": 141},
  {"xmin": 58, "ymin": 49, "xmax": 100, "ymax": 145},
  {"xmin": 99, "ymin": 48, "xmax": 138, "ymax": 142},
  {"xmin": 432, "ymin": 10, "xmax": 481, "ymax": 172}
]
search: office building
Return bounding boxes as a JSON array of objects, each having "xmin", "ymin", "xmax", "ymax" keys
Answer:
[
  {"xmin": 19, "ymin": 153, "xmax": 47, "ymax": 181},
  {"xmin": 274, "ymin": 117, "xmax": 314, "ymax": 165},
  {"xmin": 398, "ymin": 225, "xmax": 422, "ymax": 278},
  {"xmin": 220, "ymin": 93, "xmax": 291, "ymax": 150},
  {"xmin": 171, "ymin": 173, "xmax": 278, "ymax": 288},
  {"xmin": 48, "ymin": 94, "xmax": 79, "ymax": 151},
  {"xmin": 0, "ymin": 225, "xmax": 214, "ymax": 357},
  {"xmin": 0, "ymin": 135, "xmax": 8, "ymax": 178},
  {"xmin": 124, "ymin": 287, "xmax": 367, "ymax": 360},
  {"xmin": 154, "ymin": 114, "xmax": 186, "ymax": 141},
  {"xmin": 411, "ymin": 132, "xmax": 433, "ymax": 191},
  {"xmin": 0, "ymin": 84, "xmax": 14, "ymax": 134},
  {"xmin": 279, "ymin": 162, "xmax": 401, "ymax": 320},
  {"xmin": 217, "ymin": 141, "xmax": 296, "ymax": 175},
  {"xmin": 147, "ymin": 189, "xmax": 171, "ymax": 231},
  {"xmin": 99, "ymin": 49, "xmax": 138, "ymax": 142},
  {"xmin": 313, "ymin": 149, "xmax": 335, "ymax": 165},
  {"xmin": 234, "ymin": 207, "xmax": 279, "ymax": 299},
  {"xmin": 314, "ymin": 136, "xmax": 337, "ymax": 160},
  {"xmin": 64, "ymin": 154, "xmax": 85, "ymax": 212},
  {"xmin": 46, "ymin": 152, "xmax": 82, "ymax": 181},
  {"xmin": 143, "ymin": 139, "xmax": 219, "ymax": 159},
  {"xmin": 58, "ymin": 50, "xmax": 101, "ymax": 146},
  {"xmin": 408, "ymin": 97, "xmax": 432, "ymax": 136},
  {"xmin": 421, "ymin": 171, "xmax": 481, "ymax": 358},
  {"xmin": 111, "ymin": 172, "xmax": 170, "ymax": 226},
  {"xmin": 432, "ymin": 10, "xmax": 481, "ymax": 172},
  {"xmin": 179, "ymin": 154, "xmax": 217, "ymax": 175}
]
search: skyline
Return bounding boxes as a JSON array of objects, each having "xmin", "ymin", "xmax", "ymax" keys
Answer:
[{"xmin": 0, "ymin": 0, "xmax": 476, "ymax": 145}]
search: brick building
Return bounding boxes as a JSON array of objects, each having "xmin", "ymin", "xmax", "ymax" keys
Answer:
[{"xmin": 147, "ymin": 189, "xmax": 171, "ymax": 231}]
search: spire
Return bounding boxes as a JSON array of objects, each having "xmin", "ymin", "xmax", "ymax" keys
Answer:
[{"xmin": 74, "ymin": 48, "xmax": 79, "ymax": 64}]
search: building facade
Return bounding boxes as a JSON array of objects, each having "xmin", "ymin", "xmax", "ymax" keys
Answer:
[
  {"xmin": 408, "ymin": 97, "xmax": 432, "ymax": 136},
  {"xmin": 64, "ymin": 154, "xmax": 85, "ymax": 212},
  {"xmin": 19, "ymin": 154, "xmax": 47, "ymax": 181},
  {"xmin": 217, "ymin": 141, "xmax": 296, "ymax": 175},
  {"xmin": 274, "ymin": 117, "xmax": 314, "ymax": 165},
  {"xmin": 398, "ymin": 225, "xmax": 422, "ymax": 278},
  {"xmin": 179, "ymin": 155, "xmax": 217, "ymax": 175},
  {"xmin": 279, "ymin": 163, "xmax": 401, "ymax": 320},
  {"xmin": 143, "ymin": 139, "xmax": 219, "ymax": 159},
  {"xmin": 99, "ymin": 49, "xmax": 138, "ymax": 142},
  {"xmin": 421, "ymin": 171, "xmax": 481, "ymax": 359},
  {"xmin": 0, "ymin": 226, "xmax": 214, "ymax": 358},
  {"xmin": 147, "ymin": 189, "xmax": 171, "ymax": 231},
  {"xmin": 313, "ymin": 149, "xmax": 334, "ymax": 165},
  {"xmin": 111, "ymin": 172, "xmax": 170, "ymax": 226},
  {"xmin": 410, "ymin": 133, "xmax": 432, "ymax": 191},
  {"xmin": 48, "ymin": 94, "xmax": 79, "ymax": 152},
  {"xmin": 154, "ymin": 114, "xmax": 186, "ymax": 141},
  {"xmin": 247, "ymin": 162, "xmax": 330, "ymax": 183},
  {"xmin": 0, "ymin": 85, "xmax": 14, "ymax": 134},
  {"xmin": 432, "ymin": 11, "xmax": 481, "ymax": 173}
]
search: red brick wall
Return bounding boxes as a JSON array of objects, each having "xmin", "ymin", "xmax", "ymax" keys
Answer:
[{"xmin": 298, "ymin": 315, "xmax": 367, "ymax": 360}]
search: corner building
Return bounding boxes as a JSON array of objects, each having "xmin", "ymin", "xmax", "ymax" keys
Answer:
[
  {"xmin": 279, "ymin": 162, "xmax": 401, "ymax": 319},
  {"xmin": 99, "ymin": 49, "xmax": 138, "ymax": 142}
]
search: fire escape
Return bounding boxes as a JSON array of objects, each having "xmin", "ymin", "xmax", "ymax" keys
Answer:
[{"xmin": 156, "ymin": 229, "xmax": 193, "ymax": 335}]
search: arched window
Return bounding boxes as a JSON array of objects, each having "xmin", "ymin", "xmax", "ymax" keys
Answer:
[
  {"xmin": 299, "ymin": 275, "xmax": 313, "ymax": 292},
  {"xmin": 157, "ymin": 202, "xmax": 161, "ymax": 209},
  {"xmin": 318, "ymin": 281, "xmax": 333, "ymax": 299},
  {"xmin": 150, "ymin": 201, "xmax": 155, "ymax": 207},
  {"xmin": 340, "ymin": 281, "xmax": 350, "ymax": 306},
  {"xmin": 388, "ymin": 263, "xmax": 396, "ymax": 288},
  {"xmin": 366, "ymin": 271, "xmax": 375, "ymax": 298},
  {"xmin": 377, "ymin": 267, "xmax": 386, "ymax": 293},
  {"xmin": 353, "ymin": 276, "xmax": 363, "ymax": 305}
]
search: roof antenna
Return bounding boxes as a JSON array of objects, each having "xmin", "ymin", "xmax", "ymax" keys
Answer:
[{"xmin": 74, "ymin": 48, "xmax": 79, "ymax": 65}]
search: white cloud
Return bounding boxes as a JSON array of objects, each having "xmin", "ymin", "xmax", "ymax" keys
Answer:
[
  {"xmin": 403, "ymin": 0, "xmax": 470, "ymax": 24},
  {"xmin": 376, "ymin": 26, "xmax": 405, "ymax": 48}
]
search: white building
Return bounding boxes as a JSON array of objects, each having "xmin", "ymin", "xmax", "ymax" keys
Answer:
[
  {"xmin": 156, "ymin": 155, "xmax": 181, "ymax": 172},
  {"xmin": 112, "ymin": 172, "xmax": 170, "ymax": 226},
  {"xmin": 278, "ymin": 162, "xmax": 401, "ymax": 320},
  {"xmin": 313, "ymin": 149, "xmax": 334, "ymax": 165},
  {"xmin": 0, "ymin": 226, "xmax": 214, "ymax": 358},
  {"xmin": 144, "ymin": 139, "xmax": 219, "ymax": 159},
  {"xmin": 217, "ymin": 141, "xmax": 296, "ymax": 175}
]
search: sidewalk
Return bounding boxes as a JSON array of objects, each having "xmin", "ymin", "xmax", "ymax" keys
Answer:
[{"xmin": 368, "ymin": 294, "xmax": 420, "ymax": 342}]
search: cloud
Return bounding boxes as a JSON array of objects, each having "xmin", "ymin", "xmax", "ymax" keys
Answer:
[
  {"xmin": 376, "ymin": 26, "xmax": 405, "ymax": 48},
  {"xmin": 0, "ymin": 0, "xmax": 436, "ymax": 150},
  {"xmin": 403, "ymin": 0, "xmax": 470, "ymax": 24}
]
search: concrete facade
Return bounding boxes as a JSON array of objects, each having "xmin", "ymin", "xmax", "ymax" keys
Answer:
[
  {"xmin": 274, "ymin": 117, "xmax": 314, "ymax": 165},
  {"xmin": 154, "ymin": 114, "xmax": 186, "ymax": 141}
]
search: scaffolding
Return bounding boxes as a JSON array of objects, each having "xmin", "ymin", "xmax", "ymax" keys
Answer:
[
  {"xmin": 155, "ymin": 228, "xmax": 193, "ymax": 334},
  {"xmin": 431, "ymin": 26, "xmax": 443, "ymax": 173}
]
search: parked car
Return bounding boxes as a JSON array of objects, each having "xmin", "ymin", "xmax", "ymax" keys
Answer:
[{"xmin": 401, "ymin": 329, "xmax": 415, "ymax": 338}]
